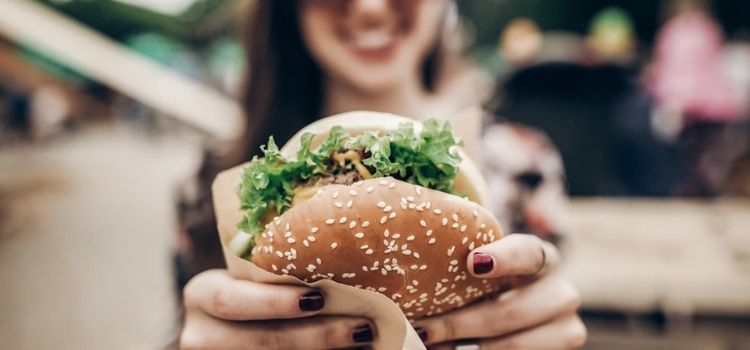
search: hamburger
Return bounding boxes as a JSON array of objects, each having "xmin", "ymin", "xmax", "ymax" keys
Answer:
[{"xmin": 227, "ymin": 112, "xmax": 504, "ymax": 319}]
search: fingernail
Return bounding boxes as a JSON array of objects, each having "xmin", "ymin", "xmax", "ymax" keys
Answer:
[
  {"xmin": 299, "ymin": 290, "xmax": 324, "ymax": 311},
  {"xmin": 352, "ymin": 324, "xmax": 374, "ymax": 343},
  {"xmin": 414, "ymin": 327, "xmax": 428, "ymax": 342},
  {"xmin": 473, "ymin": 252, "xmax": 494, "ymax": 275}
]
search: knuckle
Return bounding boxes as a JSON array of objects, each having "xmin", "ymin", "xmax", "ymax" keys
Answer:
[
  {"xmin": 254, "ymin": 327, "xmax": 282, "ymax": 349},
  {"xmin": 211, "ymin": 287, "xmax": 233, "ymax": 318},
  {"xmin": 437, "ymin": 317, "xmax": 456, "ymax": 342},
  {"xmin": 266, "ymin": 290, "xmax": 294, "ymax": 316},
  {"xmin": 321, "ymin": 321, "xmax": 344, "ymax": 348},
  {"xmin": 560, "ymin": 283, "xmax": 582, "ymax": 313},
  {"xmin": 565, "ymin": 317, "xmax": 588, "ymax": 349},
  {"xmin": 179, "ymin": 325, "xmax": 208, "ymax": 350}
]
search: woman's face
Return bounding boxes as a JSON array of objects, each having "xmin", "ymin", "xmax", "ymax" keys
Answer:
[{"xmin": 299, "ymin": 0, "xmax": 447, "ymax": 93}]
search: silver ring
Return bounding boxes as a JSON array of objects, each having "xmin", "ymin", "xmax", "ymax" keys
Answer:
[
  {"xmin": 454, "ymin": 339, "xmax": 480, "ymax": 350},
  {"xmin": 534, "ymin": 243, "xmax": 548, "ymax": 276}
]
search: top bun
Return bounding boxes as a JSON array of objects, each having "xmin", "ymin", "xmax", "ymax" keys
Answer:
[{"xmin": 280, "ymin": 111, "xmax": 494, "ymax": 211}]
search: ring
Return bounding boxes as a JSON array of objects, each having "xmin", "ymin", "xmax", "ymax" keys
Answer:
[
  {"xmin": 454, "ymin": 339, "xmax": 480, "ymax": 350},
  {"xmin": 534, "ymin": 243, "xmax": 548, "ymax": 276}
]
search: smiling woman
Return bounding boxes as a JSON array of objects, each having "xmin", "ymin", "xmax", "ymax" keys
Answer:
[{"xmin": 179, "ymin": 1, "xmax": 584, "ymax": 349}]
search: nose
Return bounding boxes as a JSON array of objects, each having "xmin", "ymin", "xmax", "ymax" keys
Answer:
[
  {"xmin": 515, "ymin": 171, "xmax": 544, "ymax": 190},
  {"xmin": 348, "ymin": 0, "xmax": 392, "ymax": 29}
]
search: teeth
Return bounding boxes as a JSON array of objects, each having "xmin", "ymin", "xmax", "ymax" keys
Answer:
[{"xmin": 353, "ymin": 31, "xmax": 392, "ymax": 50}]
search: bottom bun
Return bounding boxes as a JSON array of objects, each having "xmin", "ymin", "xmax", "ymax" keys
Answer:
[{"xmin": 251, "ymin": 177, "xmax": 504, "ymax": 319}]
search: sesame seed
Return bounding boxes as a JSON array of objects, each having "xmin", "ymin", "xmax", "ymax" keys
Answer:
[
  {"xmin": 408, "ymin": 203, "xmax": 416, "ymax": 209},
  {"xmin": 400, "ymin": 202, "xmax": 408, "ymax": 210},
  {"xmin": 441, "ymin": 218, "xmax": 448, "ymax": 226},
  {"xmin": 379, "ymin": 179, "xmax": 389, "ymax": 186},
  {"xmin": 389, "ymin": 212, "xmax": 396, "ymax": 219},
  {"xmin": 311, "ymin": 227, "xmax": 319, "ymax": 233},
  {"xmin": 460, "ymin": 225, "xmax": 467, "ymax": 232},
  {"xmin": 383, "ymin": 205, "xmax": 392, "ymax": 212},
  {"xmin": 469, "ymin": 242, "xmax": 476, "ymax": 250},
  {"xmin": 476, "ymin": 232, "xmax": 482, "ymax": 239},
  {"xmin": 406, "ymin": 235, "xmax": 415, "ymax": 241},
  {"xmin": 339, "ymin": 217, "xmax": 348, "ymax": 224},
  {"xmin": 349, "ymin": 221, "xmax": 357, "ymax": 229},
  {"xmin": 303, "ymin": 240, "xmax": 310, "ymax": 247},
  {"xmin": 384, "ymin": 229, "xmax": 390, "ymax": 237},
  {"xmin": 451, "ymin": 223, "xmax": 459, "ymax": 229},
  {"xmin": 452, "ymin": 213, "xmax": 459, "ymax": 222},
  {"xmin": 281, "ymin": 269, "xmax": 289, "ymax": 274},
  {"xmin": 365, "ymin": 249, "xmax": 374, "ymax": 255},
  {"xmin": 333, "ymin": 191, "xmax": 339, "ymax": 198},
  {"xmin": 272, "ymin": 264, "xmax": 278, "ymax": 271},
  {"xmin": 287, "ymin": 238, "xmax": 296, "ymax": 244},
  {"xmin": 377, "ymin": 201, "xmax": 386, "ymax": 208},
  {"xmin": 355, "ymin": 232, "xmax": 365, "ymax": 239},
  {"xmin": 419, "ymin": 265, "xmax": 428, "ymax": 270},
  {"xmin": 450, "ymin": 260, "xmax": 459, "ymax": 265},
  {"xmin": 410, "ymin": 264, "xmax": 419, "ymax": 270},
  {"xmin": 462, "ymin": 237, "xmax": 469, "ymax": 245},
  {"xmin": 380, "ymin": 216, "xmax": 388, "ymax": 224},
  {"xmin": 330, "ymin": 242, "xmax": 337, "ymax": 249},
  {"xmin": 363, "ymin": 266, "xmax": 369, "ymax": 272},
  {"xmin": 426, "ymin": 201, "xmax": 431, "ymax": 209},
  {"xmin": 307, "ymin": 236, "xmax": 316, "ymax": 242},
  {"xmin": 284, "ymin": 231, "xmax": 292, "ymax": 238},
  {"xmin": 480, "ymin": 223, "xmax": 487, "ymax": 229},
  {"xmin": 433, "ymin": 209, "xmax": 442, "ymax": 215},
  {"xmin": 447, "ymin": 246, "xmax": 455, "ymax": 256},
  {"xmin": 402, "ymin": 249, "xmax": 412, "ymax": 255},
  {"xmin": 428, "ymin": 238, "xmax": 436, "ymax": 244},
  {"xmin": 388, "ymin": 182, "xmax": 396, "ymax": 189},
  {"xmin": 306, "ymin": 264, "xmax": 316, "ymax": 272},
  {"xmin": 276, "ymin": 251, "xmax": 284, "ymax": 257},
  {"xmin": 415, "ymin": 187, "xmax": 422, "ymax": 196},
  {"xmin": 346, "ymin": 200, "xmax": 353, "ymax": 208},
  {"xmin": 366, "ymin": 186, "xmax": 374, "ymax": 193},
  {"xmin": 349, "ymin": 190, "xmax": 358, "ymax": 196},
  {"xmin": 316, "ymin": 189, "xmax": 324, "ymax": 196},
  {"xmin": 285, "ymin": 222, "xmax": 290, "ymax": 231},
  {"xmin": 362, "ymin": 221, "xmax": 370, "ymax": 228},
  {"xmin": 426, "ymin": 230, "xmax": 433, "ymax": 236},
  {"xmin": 413, "ymin": 252, "xmax": 420, "ymax": 259},
  {"xmin": 316, "ymin": 258, "xmax": 322, "ymax": 264},
  {"xmin": 381, "ymin": 268, "xmax": 388, "ymax": 275},
  {"xmin": 325, "ymin": 218, "xmax": 335, "ymax": 224},
  {"xmin": 419, "ymin": 220, "xmax": 427, "ymax": 227},
  {"xmin": 472, "ymin": 210, "xmax": 479, "ymax": 218},
  {"xmin": 392, "ymin": 233, "xmax": 401, "ymax": 239},
  {"xmin": 378, "ymin": 287, "xmax": 387, "ymax": 292}
]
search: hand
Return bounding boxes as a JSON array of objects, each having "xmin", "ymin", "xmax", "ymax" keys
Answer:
[
  {"xmin": 180, "ymin": 269, "xmax": 376, "ymax": 349},
  {"xmin": 413, "ymin": 234, "xmax": 586, "ymax": 349}
]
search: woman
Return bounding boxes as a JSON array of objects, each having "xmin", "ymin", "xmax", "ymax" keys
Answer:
[{"xmin": 180, "ymin": 1, "xmax": 586, "ymax": 349}]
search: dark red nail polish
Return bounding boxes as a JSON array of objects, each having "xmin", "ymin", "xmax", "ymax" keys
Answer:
[
  {"xmin": 352, "ymin": 324, "xmax": 374, "ymax": 343},
  {"xmin": 299, "ymin": 290, "xmax": 324, "ymax": 311},
  {"xmin": 473, "ymin": 252, "xmax": 494, "ymax": 275},
  {"xmin": 415, "ymin": 327, "xmax": 428, "ymax": 342}
]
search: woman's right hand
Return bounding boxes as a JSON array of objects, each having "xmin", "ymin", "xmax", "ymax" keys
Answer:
[{"xmin": 180, "ymin": 269, "xmax": 376, "ymax": 349}]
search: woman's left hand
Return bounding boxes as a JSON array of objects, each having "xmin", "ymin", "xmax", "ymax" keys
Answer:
[{"xmin": 412, "ymin": 234, "xmax": 586, "ymax": 350}]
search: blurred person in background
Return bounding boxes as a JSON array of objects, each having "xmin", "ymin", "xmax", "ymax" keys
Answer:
[{"xmin": 179, "ymin": 0, "xmax": 584, "ymax": 349}]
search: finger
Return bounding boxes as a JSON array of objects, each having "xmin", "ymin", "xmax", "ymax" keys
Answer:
[
  {"xmin": 467, "ymin": 234, "xmax": 559, "ymax": 278},
  {"xmin": 479, "ymin": 314, "xmax": 587, "ymax": 350},
  {"xmin": 426, "ymin": 314, "xmax": 586, "ymax": 350},
  {"xmin": 182, "ymin": 313, "xmax": 376, "ymax": 350},
  {"xmin": 413, "ymin": 274, "xmax": 580, "ymax": 344},
  {"xmin": 184, "ymin": 269, "xmax": 326, "ymax": 320}
]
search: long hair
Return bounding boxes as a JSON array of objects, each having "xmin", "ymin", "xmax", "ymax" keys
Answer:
[{"xmin": 179, "ymin": 0, "xmax": 452, "ymax": 280}]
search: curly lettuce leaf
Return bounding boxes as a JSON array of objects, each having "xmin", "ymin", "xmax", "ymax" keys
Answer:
[{"xmin": 236, "ymin": 118, "xmax": 463, "ymax": 240}]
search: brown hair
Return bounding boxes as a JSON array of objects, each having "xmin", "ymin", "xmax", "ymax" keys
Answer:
[{"xmin": 179, "ymin": 0, "xmax": 452, "ymax": 280}]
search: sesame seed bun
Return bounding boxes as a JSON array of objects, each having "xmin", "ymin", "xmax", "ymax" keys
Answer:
[{"xmin": 249, "ymin": 112, "xmax": 504, "ymax": 319}]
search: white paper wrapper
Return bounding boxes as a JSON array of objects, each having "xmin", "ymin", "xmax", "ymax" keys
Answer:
[{"xmin": 213, "ymin": 165, "xmax": 426, "ymax": 350}]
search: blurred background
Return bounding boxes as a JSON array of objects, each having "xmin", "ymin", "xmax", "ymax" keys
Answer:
[{"xmin": 0, "ymin": 0, "xmax": 748, "ymax": 349}]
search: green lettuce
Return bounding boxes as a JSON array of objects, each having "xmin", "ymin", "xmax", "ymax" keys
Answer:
[{"xmin": 237, "ymin": 118, "xmax": 463, "ymax": 238}]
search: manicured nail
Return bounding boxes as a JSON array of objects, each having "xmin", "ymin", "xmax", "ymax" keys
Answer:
[
  {"xmin": 352, "ymin": 324, "xmax": 374, "ymax": 343},
  {"xmin": 299, "ymin": 290, "xmax": 324, "ymax": 311},
  {"xmin": 415, "ymin": 327, "xmax": 428, "ymax": 342},
  {"xmin": 473, "ymin": 252, "xmax": 494, "ymax": 275}
]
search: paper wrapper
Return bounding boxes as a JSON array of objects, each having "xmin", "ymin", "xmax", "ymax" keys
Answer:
[{"xmin": 212, "ymin": 165, "xmax": 426, "ymax": 350}]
